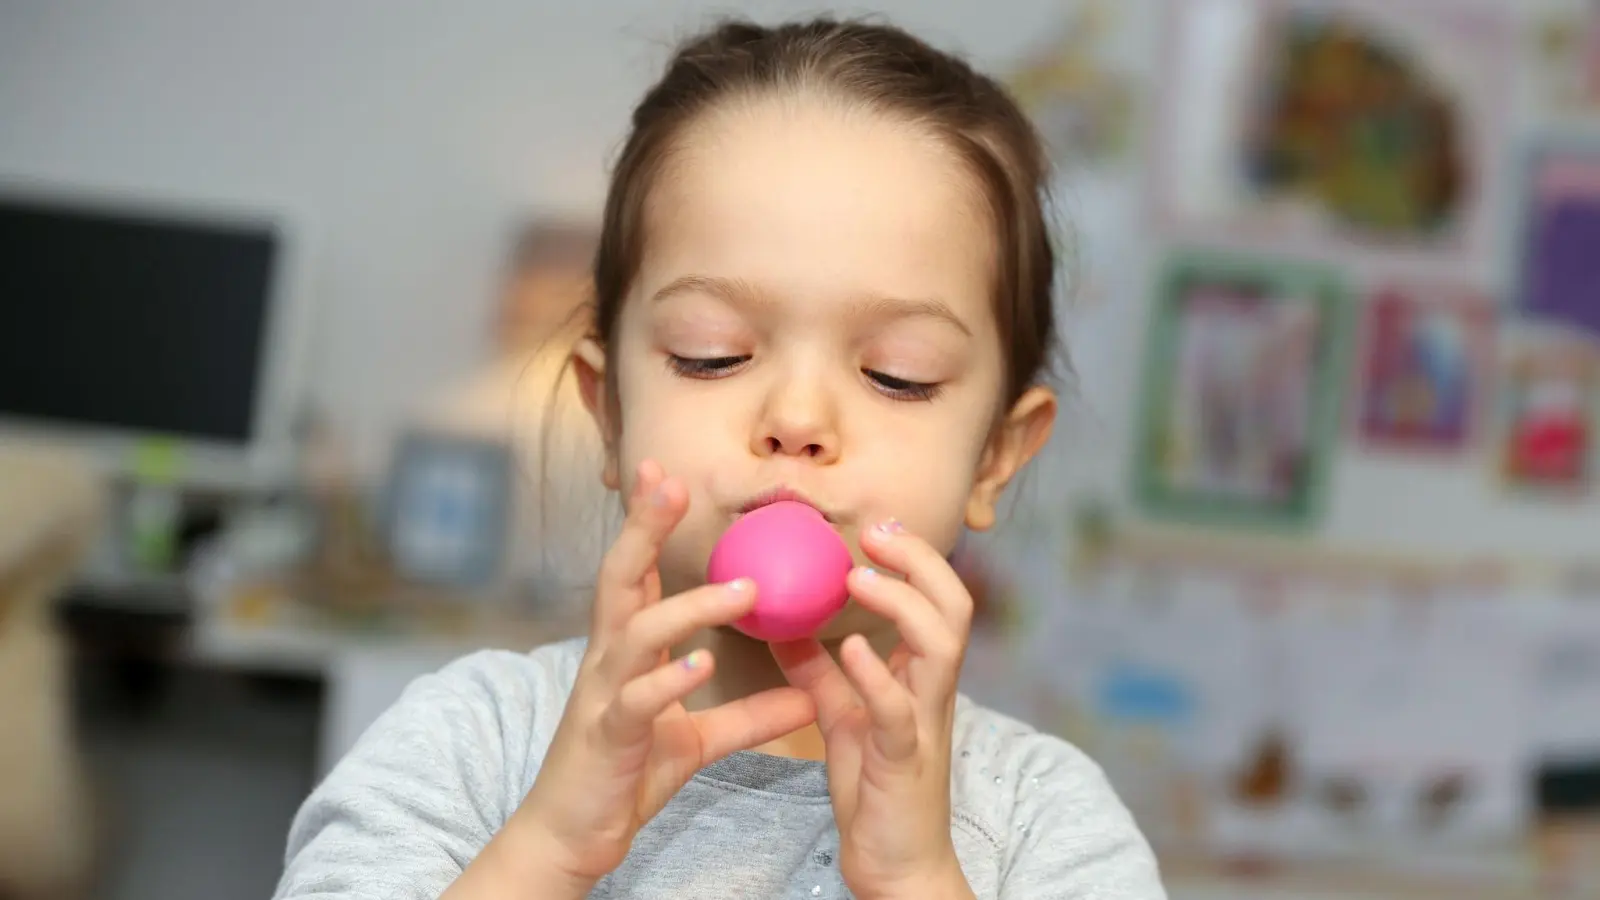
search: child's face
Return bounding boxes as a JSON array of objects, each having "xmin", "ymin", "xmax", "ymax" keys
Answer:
[{"xmin": 579, "ymin": 98, "xmax": 1052, "ymax": 639}]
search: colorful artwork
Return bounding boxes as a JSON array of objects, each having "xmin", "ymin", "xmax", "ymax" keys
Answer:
[
  {"xmin": 1532, "ymin": 2, "xmax": 1600, "ymax": 116},
  {"xmin": 1134, "ymin": 253, "xmax": 1347, "ymax": 528},
  {"xmin": 1498, "ymin": 344, "xmax": 1597, "ymax": 494},
  {"xmin": 1355, "ymin": 286, "xmax": 1494, "ymax": 452},
  {"xmin": 1152, "ymin": 0, "xmax": 1512, "ymax": 263},
  {"xmin": 1517, "ymin": 146, "xmax": 1600, "ymax": 343},
  {"xmin": 1240, "ymin": 8, "xmax": 1466, "ymax": 239},
  {"xmin": 1007, "ymin": 0, "xmax": 1137, "ymax": 166},
  {"xmin": 383, "ymin": 432, "xmax": 514, "ymax": 587}
]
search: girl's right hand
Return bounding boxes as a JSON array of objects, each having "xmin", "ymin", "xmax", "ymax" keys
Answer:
[{"xmin": 513, "ymin": 460, "xmax": 817, "ymax": 886}]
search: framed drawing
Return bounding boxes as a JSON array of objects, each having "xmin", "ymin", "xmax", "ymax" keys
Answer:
[
  {"xmin": 1148, "ymin": 0, "xmax": 1514, "ymax": 266},
  {"xmin": 1352, "ymin": 284, "xmax": 1495, "ymax": 453},
  {"xmin": 1005, "ymin": 0, "xmax": 1138, "ymax": 168},
  {"xmin": 1514, "ymin": 142, "xmax": 1600, "ymax": 344},
  {"xmin": 1530, "ymin": 2, "xmax": 1600, "ymax": 118},
  {"xmin": 1496, "ymin": 340, "xmax": 1598, "ymax": 496},
  {"xmin": 1133, "ymin": 251, "xmax": 1348, "ymax": 528},
  {"xmin": 382, "ymin": 431, "xmax": 514, "ymax": 587}
]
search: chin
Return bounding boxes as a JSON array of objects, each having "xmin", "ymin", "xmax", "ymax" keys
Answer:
[
  {"xmin": 810, "ymin": 602, "xmax": 892, "ymax": 643},
  {"xmin": 705, "ymin": 604, "xmax": 888, "ymax": 645}
]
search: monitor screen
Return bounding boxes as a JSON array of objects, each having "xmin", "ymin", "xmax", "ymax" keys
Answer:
[{"xmin": 0, "ymin": 196, "xmax": 279, "ymax": 445}]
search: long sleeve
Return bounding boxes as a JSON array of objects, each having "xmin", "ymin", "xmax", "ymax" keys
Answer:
[
  {"xmin": 1000, "ymin": 735, "xmax": 1167, "ymax": 899},
  {"xmin": 273, "ymin": 650, "xmax": 558, "ymax": 899}
]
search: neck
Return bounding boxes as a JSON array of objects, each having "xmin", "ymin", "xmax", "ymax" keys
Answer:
[{"xmin": 676, "ymin": 628, "xmax": 858, "ymax": 761}]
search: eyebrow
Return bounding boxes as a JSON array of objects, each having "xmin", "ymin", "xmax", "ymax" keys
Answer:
[{"xmin": 650, "ymin": 274, "xmax": 973, "ymax": 336}]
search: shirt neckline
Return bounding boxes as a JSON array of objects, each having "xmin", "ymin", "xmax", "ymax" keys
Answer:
[{"xmin": 695, "ymin": 751, "xmax": 831, "ymax": 799}]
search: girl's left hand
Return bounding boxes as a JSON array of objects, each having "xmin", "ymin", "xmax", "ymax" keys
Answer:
[{"xmin": 772, "ymin": 519, "xmax": 975, "ymax": 900}]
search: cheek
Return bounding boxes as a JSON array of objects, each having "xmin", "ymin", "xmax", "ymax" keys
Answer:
[
  {"xmin": 608, "ymin": 343, "xmax": 677, "ymax": 460},
  {"xmin": 854, "ymin": 424, "xmax": 988, "ymax": 534}
]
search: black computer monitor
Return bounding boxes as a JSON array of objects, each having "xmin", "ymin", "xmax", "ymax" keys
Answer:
[{"xmin": 0, "ymin": 186, "xmax": 311, "ymax": 488}]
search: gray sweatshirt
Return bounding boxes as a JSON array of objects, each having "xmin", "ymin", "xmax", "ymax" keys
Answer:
[{"xmin": 274, "ymin": 639, "xmax": 1166, "ymax": 899}]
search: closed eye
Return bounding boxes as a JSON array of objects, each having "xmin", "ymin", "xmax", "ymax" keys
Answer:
[
  {"xmin": 865, "ymin": 369, "xmax": 941, "ymax": 401},
  {"xmin": 666, "ymin": 354, "xmax": 749, "ymax": 378}
]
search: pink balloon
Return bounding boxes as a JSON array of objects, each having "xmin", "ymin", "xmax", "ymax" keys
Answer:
[{"xmin": 706, "ymin": 501, "xmax": 854, "ymax": 642}]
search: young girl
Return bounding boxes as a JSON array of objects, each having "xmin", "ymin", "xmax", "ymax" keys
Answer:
[{"xmin": 276, "ymin": 17, "xmax": 1164, "ymax": 900}]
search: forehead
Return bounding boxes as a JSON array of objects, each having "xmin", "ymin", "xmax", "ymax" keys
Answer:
[{"xmin": 638, "ymin": 97, "xmax": 996, "ymax": 324}]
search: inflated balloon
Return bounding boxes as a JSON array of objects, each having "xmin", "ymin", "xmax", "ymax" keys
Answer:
[{"xmin": 706, "ymin": 501, "xmax": 853, "ymax": 641}]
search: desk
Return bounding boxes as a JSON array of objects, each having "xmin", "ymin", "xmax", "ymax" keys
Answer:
[{"xmin": 186, "ymin": 587, "xmax": 584, "ymax": 777}]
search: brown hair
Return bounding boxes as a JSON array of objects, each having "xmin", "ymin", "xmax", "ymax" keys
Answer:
[{"xmin": 588, "ymin": 16, "xmax": 1065, "ymax": 424}]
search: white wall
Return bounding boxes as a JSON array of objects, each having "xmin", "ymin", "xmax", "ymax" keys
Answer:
[
  {"xmin": 0, "ymin": 0, "xmax": 1065, "ymax": 469},
  {"xmin": 5, "ymin": 0, "xmax": 1599, "ymax": 563}
]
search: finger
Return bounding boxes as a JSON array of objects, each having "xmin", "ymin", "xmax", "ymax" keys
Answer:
[
  {"xmin": 839, "ymin": 634, "xmax": 919, "ymax": 762},
  {"xmin": 860, "ymin": 520, "xmax": 974, "ymax": 636},
  {"xmin": 599, "ymin": 650, "xmax": 715, "ymax": 746},
  {"xmin": 847, "ymin": 566, "xmax": 961, "ymax": 703},
  {"xmin": 846, "ymin": 566, "xmax": 961, "ymax": 664},
  {"xmin": 692, "ymin": 686, "xmax": 818, "ymax": 763},
  {"xmin": 602, "ymin": 579, "xmax": 758, "ymax": 682},
  {"xmin": 593, "ymin": 460, "xmax": 688, "ymax": 635},
  {"xmin": 769, "ymin": 639, "xmax": 859, "ymax": 736}
]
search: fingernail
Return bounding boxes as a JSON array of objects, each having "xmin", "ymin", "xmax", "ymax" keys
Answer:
[
  {"xmin": 681, "ymin": 650, "xmax": 706, "ymax": 670},
  {"xmin": 874, "ymin": 518, "xmax": 905, "ymax": 535},
  {"xmin": 856, "ymin": 566, "xmax": 879, "ymax": 579},
  {"xmin": 651, "ymin": 482, "xmax": 671, "ymax": 507},
  {"xmin": 725, "ymin": 577, "xmax": 753, "ymax": 595}
]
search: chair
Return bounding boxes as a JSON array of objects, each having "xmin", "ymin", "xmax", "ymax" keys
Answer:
[{"xmin": 0, "ymin": 447, "xmax": 103, "ymax": 900}]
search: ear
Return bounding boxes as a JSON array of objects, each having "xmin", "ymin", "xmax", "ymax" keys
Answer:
[
  {"xmin": 572, "ymin": 336, "xmax": 621, "ymax": 491},
  {"xmin": 966, "ymin": 385, "xmax": 1057, "ymax": 531}
]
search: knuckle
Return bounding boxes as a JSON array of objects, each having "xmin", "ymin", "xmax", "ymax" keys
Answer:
[
  {"xmin": 628, "ymin": 497, "xmax": 669, "ymax": 533},
  {"xmin": 620, "ymin": 615, "xmax": 653, "ymax": 654},
  {"xmin": 612, "ymin": 683, "xmax": 642, "ymax": 721},
  {"xmin": 890, "ymin": 700, "xmax": 918, "ymax": 733},
  {"xmin": 587, "ymin": 695, "xmax": 613, "ymax": 731},
  {"xmin": 596, "ymin": 551, "xmax": 629, "ymax": 588},
  {"xmin": 576, "ymin": 653, "xmax": 606, "ymax": 686},
  {"xmin": 585, "ymin": 662, "xmax": 616, "ymax": 696},
  {"xmin": 599, "ymin": 695, "xmax": 635, "ymax": 739}
]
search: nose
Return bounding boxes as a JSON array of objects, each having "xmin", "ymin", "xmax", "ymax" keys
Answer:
[{"xmin": 752, "ymin": 370, "xmax": 840, "ymax": 464}]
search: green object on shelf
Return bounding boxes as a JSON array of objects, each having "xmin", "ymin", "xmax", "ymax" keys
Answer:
[
  {"xmin": 132, "ymin": 438, "xmax": 181, "ymax": 483},
  {"xmin": 127, "ymin": 438, "xmax": 184, "ymax": 572}
]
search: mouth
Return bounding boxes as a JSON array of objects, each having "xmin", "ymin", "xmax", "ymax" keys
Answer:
[{"xmin": 737, "ymin": 487, "xmax": 835, "ymax": 522}]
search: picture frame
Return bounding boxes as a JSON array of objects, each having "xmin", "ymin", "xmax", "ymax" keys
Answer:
[
  {"xmin": 1529, "ymin": 2, "xmax": 1600, "ymax": 119},
  {"xmin": 1133, "ymin": 251, "xmax": 1348, "ymax": 529},
  {"xmin": 1495, "ymin": 339, "xmax": 1599, "ymax": 497},
  {"xmin": 1147, "ymin": 0, "xmax": 1514, "ymax": 267},
  {"xmin": 382, "ymin": 431, "xmax": 514, "ymax": 587},
  {"xmin": 1352, "ymin": 284, "xmax": 1496, "ymax": 454},
  {"xmin": 1004, "ymin": 0, "xmax": 1138, "ymax": 168},
  {"xmin": 1513, "ymin": 141, "xmax": 1600, "ymax": 344}
]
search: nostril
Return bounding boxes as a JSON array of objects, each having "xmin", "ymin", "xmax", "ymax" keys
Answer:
[
  {"xmin": 766, "ymin": 436, "xmax": 782, "ymax": 453},
  {"xmin": 804, "ymin": 444, "xmax": 822, "ymax": 457}
]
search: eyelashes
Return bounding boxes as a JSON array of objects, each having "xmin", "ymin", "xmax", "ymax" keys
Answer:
[
  {"xmin": 664, "ymin": 354, "xmax": 748, "ymax": 378},
  {"xmin": 664, "ymin": 354, "xmax": 942, "ymax": 402},
  {"xmin": 864, "ymin": 370, "xmax": 941, "ymax": 401}
]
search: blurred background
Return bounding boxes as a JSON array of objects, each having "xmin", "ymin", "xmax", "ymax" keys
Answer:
[{"xmin": 2, "ymin": 0, "xmax": 1599, "ymax": 897}]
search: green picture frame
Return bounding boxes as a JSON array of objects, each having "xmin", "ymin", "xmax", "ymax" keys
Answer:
[{"xmin": 1132, "ymin": 251, "xmax": 1350, "ymax": 530}]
